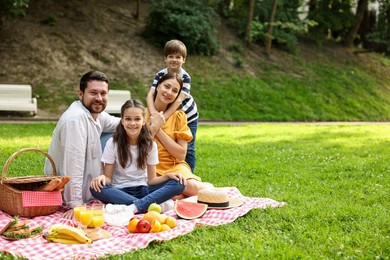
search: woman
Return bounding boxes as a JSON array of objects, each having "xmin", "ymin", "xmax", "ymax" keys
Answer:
[{"xmin": 148, "ymin": 73, "xmax": 213, "ymax": 198}]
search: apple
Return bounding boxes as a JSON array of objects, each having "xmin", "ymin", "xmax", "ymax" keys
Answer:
[
  {"xmin": 136, "ymin": 219, "xmax": 151, "ymax": 233},
  {"xmin": 147, "ymin": 203, "xmax": 161, "ymax": 213}
]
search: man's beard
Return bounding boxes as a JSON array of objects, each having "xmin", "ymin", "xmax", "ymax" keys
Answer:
[{"xmin": 82, "ymin": 98, "xmax": 106, "ymax": 114}]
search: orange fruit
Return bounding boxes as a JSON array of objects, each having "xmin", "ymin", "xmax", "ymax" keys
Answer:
[
  {"xmin": 150, "ymin": 219, "xmax": 161, "ymax": 233},
  {"xmin": 142, "ymin": 211, "xmax": 165, "ymax": 224},
  {"xmin": 164, "ymin": 216, "xmax": 177, "ymax": 228},
  {"xmin": 160, "ymin": 224, "xmax": 171, "ymax": 232},
  {"xmin": 128, "ymin": 218, "xmax": 140, "ymax": 233}
]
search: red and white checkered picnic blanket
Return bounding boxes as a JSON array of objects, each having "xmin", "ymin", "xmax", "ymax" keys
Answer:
[{"xmin": 0, "ymin": 187, "xmax": 285, "ymax": 260}]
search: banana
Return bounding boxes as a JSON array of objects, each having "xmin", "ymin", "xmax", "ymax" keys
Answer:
[
  {"xmin": 54, "ymin": 226, "xmax": 91, "ymax": 244},
  {"xmin": 47, "ymin": 237, "xmax": 81, "ymax": 244},
  {"xmin": 47, "ymin": 232, "xmax": 78, "ymax": 241},
  {"xmin": 48, "ymin": 224, "xmax": 66, "ymax": 233},
  {"xmin": 46, "ymin": 224, "xmax": 92, "ymax": 244}
]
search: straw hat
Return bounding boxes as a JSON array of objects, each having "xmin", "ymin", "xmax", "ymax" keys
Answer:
[{"xmin": 185, "ymin": 188, "xmax": 243, "ymax": 209}]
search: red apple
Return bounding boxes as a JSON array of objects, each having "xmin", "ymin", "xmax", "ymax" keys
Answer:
[{"xmin": 136, "ymin": 219, "xmax": 151, "ymax": 233}]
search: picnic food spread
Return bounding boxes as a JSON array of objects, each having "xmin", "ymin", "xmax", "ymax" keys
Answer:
[{"xmin": 0, "ymin": 216, "xmax": 43, "ymax": 240}]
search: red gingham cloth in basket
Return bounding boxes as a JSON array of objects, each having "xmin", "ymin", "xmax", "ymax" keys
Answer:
[
  {"xmin": 22, "ymin": 191, "xmax": 63, "ymax": 207},
  {"xmin": 0, "ymin": 187, "xmax": 286, "ymax": 260}
]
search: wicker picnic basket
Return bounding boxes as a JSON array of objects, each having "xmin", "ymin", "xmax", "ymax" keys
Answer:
[{"xmin": 0, "ymin": 148, "xmax": 62, "ymax": 218}]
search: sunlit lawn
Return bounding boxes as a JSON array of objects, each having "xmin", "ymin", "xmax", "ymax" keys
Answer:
[{"xmin": 0, "ymin": 122, "xmax": 389, "ymax": 259}]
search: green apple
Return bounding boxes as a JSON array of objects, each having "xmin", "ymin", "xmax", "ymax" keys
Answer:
[{"xmin": 148, "ymin": 203, "xmax": 161, "ymax": 213}]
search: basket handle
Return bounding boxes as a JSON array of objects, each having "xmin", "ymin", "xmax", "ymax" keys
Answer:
[{"xmin": 1, "ymin": 148, "xmax": 57, "ymax": 179}]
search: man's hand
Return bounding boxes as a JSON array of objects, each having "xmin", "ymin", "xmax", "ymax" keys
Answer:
[{"xmin": 62, "ymin": 208, "xmax": 74, "ymax": 219}]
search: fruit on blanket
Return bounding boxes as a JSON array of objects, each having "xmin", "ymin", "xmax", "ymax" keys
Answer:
[
  {"xmin": 46, "ymin": 224, "xmax": 92, "ymax": 244},
  {"xmin": 147, "ymin": 203, "xmax": 161, "ymax": 213},
  {"xmin": 142, "ymin": 211, "xmax": 166, "ymax": 224},
  {"xmin": 46, "ymin": 237, "xmax": 81, "ymax": 244},
  {"xmin": 128, "ymin": 218, "xmax": 140, "ymax": 233},
  {"xmin": 174, "ymin": 200, "xmax": 208, "ymax": 220},
  {"xmin": 159, "ymin": 214, "xmax": 167, "ymax": 224},
  {"xmin": 160, "ymin": 224, "xmax": 171, "ymax": 232},
  {"xmin": 164, "ymin": 216, "xmax": 177, "ymax": 228},
  {"xmin": 150, "ymin": 219, "xmax": 162, "ymax": 233},
  {"xmin": 136, "ymin": 219, "xmax": 151, "ymax": 233}
]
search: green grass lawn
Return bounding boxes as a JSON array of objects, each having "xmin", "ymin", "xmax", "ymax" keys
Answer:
[{"xmin": 0, "ymin": 123, "xmax": 389, "ymax": 259}]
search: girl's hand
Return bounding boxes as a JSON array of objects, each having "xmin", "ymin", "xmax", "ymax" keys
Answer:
[
  {"xmin": 167, "ymin": 173, "xmax": 187, "ymax": 185},
  {"xmin": 90, "ymin": 175, "xmax": 106, "ymax": 192},
  {"xmin": 151, "ymin": 112, "xmax": 165, "ymax": 128}
]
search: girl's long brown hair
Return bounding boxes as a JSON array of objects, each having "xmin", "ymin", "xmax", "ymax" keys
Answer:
[{"xmin": 113, "ymin": 99, "xmax": 153, "ymax": 169}]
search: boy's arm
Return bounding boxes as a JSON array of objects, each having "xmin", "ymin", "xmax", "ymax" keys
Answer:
[
  {"xmin": 147, "ymin": 88, "xmax": 158, "ymax": 115},
  {"xmin": 162, "ymin": 94, "xmax": 185, "ymax": 119}
]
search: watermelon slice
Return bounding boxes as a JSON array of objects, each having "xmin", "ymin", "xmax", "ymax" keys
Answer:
[{"xmin": 174, "ymin": 200, "xmax": 208, "ymax": 220}]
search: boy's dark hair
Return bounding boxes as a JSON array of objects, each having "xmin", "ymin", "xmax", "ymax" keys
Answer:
[
  {"xmin": 79, "ymin": 71, "xmax": 109, "ymax": 93},
  {"xmin": 113, "ymin": 99, "xmax": 153, "ymax": 169},
  {"xmin": 164, "ymin": 39, "xmax": 187, "ymax": 59}
]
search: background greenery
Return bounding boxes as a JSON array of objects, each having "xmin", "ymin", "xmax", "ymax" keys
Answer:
[
  {"xmin": 0, "ymin": 0, "xmax": 389, "ymax": 121},
  {"xmin": 0, "ymin": 123, "xmax": 389, "ymax": 259}
]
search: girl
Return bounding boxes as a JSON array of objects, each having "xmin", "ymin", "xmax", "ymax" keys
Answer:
[
  {"xmin": 148, "ymin": 73, "xmax": 214, "ymax": 198},
  {"xmin": 90, "ymin": 99, "xmax": 185, "ymax": 213}
]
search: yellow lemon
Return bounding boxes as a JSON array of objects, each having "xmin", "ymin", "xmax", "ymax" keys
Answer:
[
  {"xmin": 164, "ymin": 216, "xmax": 177, "ymax": 228},
  {"xmin": 160, "ymin": 224, "xmax": 171, "ymax": 232},
  {"xmin": 150, "ymin": 219, "xmax": 162, "ymax": 233},
  {"xmin": 160, "ymin": 214, "xmax": 167, "ymax": 224}
]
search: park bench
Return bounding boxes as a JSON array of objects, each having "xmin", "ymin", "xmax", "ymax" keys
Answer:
[
  {"xmin": 0, "ymin": 84, "xmax": 38, "ymax": 116},
  {"xmin": 105, "ymin": 89, "xmax": 131, "ymax": 115}
]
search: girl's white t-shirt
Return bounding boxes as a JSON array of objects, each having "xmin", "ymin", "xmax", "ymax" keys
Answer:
[{"xmin": 101, "ymin": 137, "xmax": 159, "ymax": 188}]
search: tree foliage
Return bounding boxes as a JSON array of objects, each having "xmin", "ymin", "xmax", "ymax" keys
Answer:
[
  {"xmin": 221, "ymin": 0, "xmax": 315, "ymax": 53},
  {"xmin": 0, "ymin": 0, "xmax": 29, "ymax": 27},
  {"xmin": 143, "ymin": 0, "xmax": 220, "ymax": 56},
  {"xmin": 0, "ymin": 0, "xmax": 388, "ymax": 56},
  {"xmin": 365, "ymin": 0, "xmax": 390, "ymax": 54}
]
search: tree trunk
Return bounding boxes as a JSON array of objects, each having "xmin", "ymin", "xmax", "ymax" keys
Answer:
[
  {"xmin": 345, "ymin": 0, "xmax": 369, "ymax": 48},
  {"xmin": 265, "ymin": 0, "xmax": 278, "ymax": 55},
  {"xmin": 245, "ymin": 0, "xmax": 255, "ymax": 47},
  {"xmin": 132, "ymin": 0, "xmax": 140, "ymax": 19}
]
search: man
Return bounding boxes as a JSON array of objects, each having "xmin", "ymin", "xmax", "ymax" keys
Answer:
[{"xmin": 44, "ymin": 71, "xmax": 120, "ymax": 218}]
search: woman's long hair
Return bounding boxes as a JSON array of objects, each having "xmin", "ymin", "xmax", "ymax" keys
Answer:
[
  {"xmin": 113, "ymin": 99, "xmax": 153, "ymax": 169},
  {"xmin": 153, "ymin": 73, "xmax": 183, "ymax": 111}
]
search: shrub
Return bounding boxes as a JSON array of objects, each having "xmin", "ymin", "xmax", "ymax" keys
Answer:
[
  {"xmin": 143, "ymin": 0, "xmax": 219, "ymax": 56},
  {"xmin": 0, "ymin": 0, "xmax": 29, "ymax": 27}
]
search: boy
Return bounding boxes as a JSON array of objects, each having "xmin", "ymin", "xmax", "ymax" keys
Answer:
[{"xmin": 147, "ymin": 39, "xmax": 198, "ymax": 173}]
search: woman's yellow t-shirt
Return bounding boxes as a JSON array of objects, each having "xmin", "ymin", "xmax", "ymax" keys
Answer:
[{"xmin": 146, "ymin": 109, "xmax": 201, "ymax": 181}]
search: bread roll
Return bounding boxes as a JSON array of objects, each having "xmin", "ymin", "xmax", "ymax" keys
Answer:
[
  {"xmin": 37, "ymin": 178, "xmax": 61, "ymax": 191},
  {"xmin": 55, "ymin": 176, "xmax": 71, "ymax": 191}
]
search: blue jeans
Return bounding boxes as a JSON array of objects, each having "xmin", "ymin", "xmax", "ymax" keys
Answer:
[
  {"xmin": 90, "ymin": 180, "xmax": 185, "ymax": 212},
  {"xmin": 186, "ymin": 119, "xmax": 197, "ymax": 173},
  {"xmin": 100, "ymin": 132, "xmax": 113, "ymax": 151}
]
